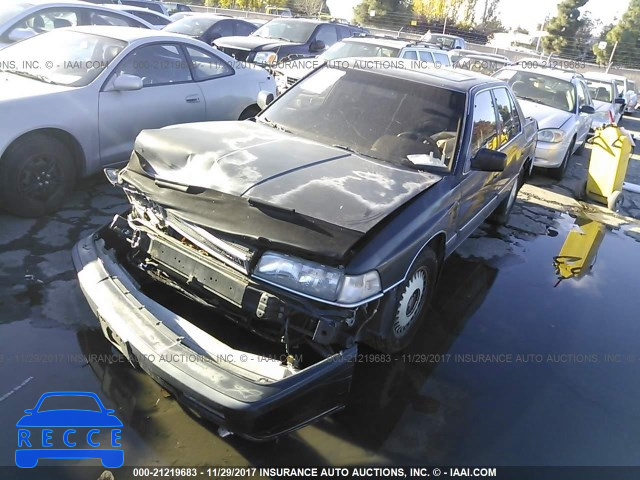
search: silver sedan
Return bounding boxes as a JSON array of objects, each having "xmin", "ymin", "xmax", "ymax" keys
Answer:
[
  {"xmin": 0, "ymin": 26, "xmax": 276, "ymax": 217},
  {"xmin": 0, "ymin": 0, "xmax": 152, "ymax": 48}
]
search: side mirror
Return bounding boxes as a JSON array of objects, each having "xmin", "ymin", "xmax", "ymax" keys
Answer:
[
  {"xmin": 113, "ymin": 74, "xmax": 143, "ymax": 92},
  {"xmin": 257, "ymin": 90, "xmax": 274, "ymax": 110},
  {"xmin": 579, "ymin": 105, "xmax": 595, "ymax": 114},
  {"xmin": 309, "ymin": 40, "xmax": 325, "ymax": 52},
  {"xmin": 470, "ymin": 148, "xmax": 507, "ymax": 172},
  {"xmin": 614, "ymin": 98, "xmax": 626, "ymax": 105},
  {"xmin": 8, "ymin": 28, "xmax": 35, "ymax": 43}
]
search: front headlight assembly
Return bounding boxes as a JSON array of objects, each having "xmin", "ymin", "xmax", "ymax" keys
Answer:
[
  {"xmin": 537, "ymin": 128, "xmax": 566, "ymax": 143},
  {"xmin": 254, "ymin": 252, "xmax": 382, "ymax": 305},
  {"xmin": 253, "ymin": 51, "xmax": 278, "ymax": 66}
]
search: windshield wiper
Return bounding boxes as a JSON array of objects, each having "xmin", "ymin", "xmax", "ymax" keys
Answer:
[
  {"xmin": 517, "ymin": 95, "xmax": 547, "ymax": 106},
  {"xmin": 332, "ymin": 144, "xmax": 380, "ymax": 161},
  {"xmin": 6, "ymin": 70, "xmax": 54, "ymax": 84},
  {"xmin": 259, "ymin": 117, "xmax": 292, "ymax": 133}
]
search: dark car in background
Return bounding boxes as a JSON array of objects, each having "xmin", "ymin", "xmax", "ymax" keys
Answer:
[
  {"xmin": 164, "ymin": 14, "xmax": 257, "ymax": 45},
  {"xmin": 214, "ymin": 18, "xmax": 366, "ymax": 65},
  {"xmin": 74, "ymin": 61, "xmax": 536, "ymax": 440}
]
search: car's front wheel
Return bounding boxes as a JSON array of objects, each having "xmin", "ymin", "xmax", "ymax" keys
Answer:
[
  {"xmin": 547, "ymin": 140, "xmax": 574, "ymax": 180},
  {"xmin": 376, "ymin": 247, "xmax": 439, "ymax": 353},
  {"xmin": 0, "ymin": 134, "xmax": 75, "ymax": 217}
]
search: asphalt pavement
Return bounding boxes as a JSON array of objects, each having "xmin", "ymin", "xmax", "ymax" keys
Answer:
[{"xmin": 1, "ymin": 115, "xmax": 640, "ymax": 477}]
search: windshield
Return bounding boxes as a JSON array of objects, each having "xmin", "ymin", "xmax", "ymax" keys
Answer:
[
  {"xmin": 495, "ymin": 69, "xmax": 576, "ymax": 112},
  {"xmin": 0, "ymin": 3, "xmax": 30, "ymax": 25},
  {"xmin": 629, "ymin": 80, "xmax": 636, "ymax": 92},
  {"xmin": 0, "ymin": 30, "xmax": 126, "ymax": 87},
  {"xmin": 430, "ymin": 35, "xmax": 456, "ymax": 49},
  {"xmin": 259, "ymin": 66, "xmax": 465, "ymax": 172},
  {"xmin": 585, "ymin": 79, "xmax": 613, "ymax": 103},
  {"xmin": 164, "ymin": 16, "xmax": 219, "ymax": 36},
  {"xmin": 457, "ymin": 56, "xmax": 507, "ymax": 75},
  {"xmin": 252, "ymin": 19, "xmax": 316, "ymax": 43},
  {"xmin": 319, "ymin": 41, "xmax": 400, "ymax": 62}
]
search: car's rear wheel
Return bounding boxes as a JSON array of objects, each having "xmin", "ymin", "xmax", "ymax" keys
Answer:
[
  {"xmin": 0, "ymin": 134, "xmax": 75, "ymax": 217},
  {"xmin": 489, "ymin": 167, "xmax": 524, "ymax": 225},
  {"xmin": 376, "ymin": 247, "xmax": 439, "ymax": 353}
]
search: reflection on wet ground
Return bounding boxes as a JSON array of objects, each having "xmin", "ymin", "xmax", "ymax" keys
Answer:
[{"xmin": 2, "ymin": 118, "xmax": 640, "ymax": 470}]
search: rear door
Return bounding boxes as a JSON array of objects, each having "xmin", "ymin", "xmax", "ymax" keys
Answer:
[
  {"xmin": 456, "ymin": 89, "xmax": 502, "ymax": 237},
  {"xmin": 98, "ymin": 43, "xmax": 206, "ymax": 165}
]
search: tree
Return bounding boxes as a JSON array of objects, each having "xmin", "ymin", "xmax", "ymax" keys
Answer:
[
  {"xmin": 353, "ymin": 0, "xmax": 412, "ymax": 29},
  {"xmin": 541, "ymin": 0, "xmax": 588, "ymax": 57},
  {"xmin": 593, "ymin": 0, "xmax": 640, "ymax": 67},
  {"xmin": 461, "ymin": 0, "xmax": 478, "ymax": 25},
  {"xmin": 294, "ymin": 0, "xmax": 325, "ymax": 16}
]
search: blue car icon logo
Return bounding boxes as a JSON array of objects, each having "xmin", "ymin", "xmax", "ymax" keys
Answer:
[{"xmin": 15, "ymin": 391, "xmax": 123, "ymax": 468}]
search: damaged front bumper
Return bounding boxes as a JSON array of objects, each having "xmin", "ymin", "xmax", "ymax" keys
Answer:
[{"xmin": 72, "ymin": 229, "xmax": 357, "ymax": 440}]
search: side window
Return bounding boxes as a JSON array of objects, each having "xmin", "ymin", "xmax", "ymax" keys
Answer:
[
  {"xmin": 433, "ymin": 52, "xmax": 450, "ymax": 67},
  {"xmin": 418, "ymin": 51, "xmax": 434, "ymax": 63},
  {"xmin": 114, "ymin": 44, "xmax": 192, "ymax": 86},
  {"xmin": 235, "ymin": 21, "xmax": 256, "ymax": 36},
  {"xmin": 135, "ymin": 11, "xmax": 169, "ymax": 26},
  {"xmin": 493, "ymin": 88, "xmax": 520, "ymax": 144},
  {"xmin": 402, "ymin": 50, "xmax": 418, "ymax": 60},
  {"xmin": 185, "ymin": 46, "xmax": 233, "ymax": 81},
  {"xmin": 576, "ymin": 81, "xmax": 586, "ymax": 108},
  {"xmin": 12, "ymin": 8, "xmax": 79, "ymax": 34},
  {"xmin": 470, "ymin": 91, "xmax": 499, "ymax": 156},
  {"xmin": 315, "ymin": 25, "xmax": 338, "ymax": 46},
  {"xmin": 337, "ymin": 25, "xmax": 354, "ymax": 40},
  {"xmin": 87, "ymin": 11, "xmax": 145, "ymax": 28},
  {"xmin": 579, "ymin": 81, "xmax": 592, "ymax": 105},
  {"xmin": 211, "ymin": 20, "xmax": 233, "ymax": 38}
]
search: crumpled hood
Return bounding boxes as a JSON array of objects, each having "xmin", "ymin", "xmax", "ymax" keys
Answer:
[
  {"xmin": 214, "ymin": 35, "xmax": 300, "ymax": 51},
  {"xmin": 131, "ymin": 121, "xmax": 441, "ymax": 233},
  {"xmin": 518, "ymin": 99, "xmax": 572, "ymax": 130},
  {"xmin": 0, "ymin": 73, "xmax": 72, "ymax": 101}
]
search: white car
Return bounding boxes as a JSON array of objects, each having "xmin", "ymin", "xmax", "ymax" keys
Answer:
[
  {"xmin": 494, "ymin": 66, "xmax": 595, "ymax": 179},
  {"xmin": 104, "ymin": 5, "xmax": 172, "ymax": 29},
  {"xmin": 583, "ymin": 72, "xmax": 625, "ymax": 131},
  {"xmin": 0, "ymin": 0, "xmax": 152, "ymax": 48},
  {"xmin": 0, "ymin": 26, "xmax": 276, "ymax": 217}
]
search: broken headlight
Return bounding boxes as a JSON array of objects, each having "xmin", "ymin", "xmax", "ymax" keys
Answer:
[{"xmin": 254, "ymin": 252, "xmax": 381, "ymax": 305}]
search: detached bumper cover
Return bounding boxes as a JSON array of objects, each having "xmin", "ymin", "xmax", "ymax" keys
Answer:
[{"xmin": 72, "ymin": 232, "xmax": 356, "ymax": 440}]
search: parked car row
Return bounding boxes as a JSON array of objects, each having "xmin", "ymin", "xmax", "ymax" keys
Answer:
[{"xmin": 0, "ymin": 0, "xmax": 633, "ymax": 442}]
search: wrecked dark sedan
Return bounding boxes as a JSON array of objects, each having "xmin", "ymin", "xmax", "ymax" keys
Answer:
[{"xmin": 73, "ymin": 61, "xmax": 537, "ymax": 439}]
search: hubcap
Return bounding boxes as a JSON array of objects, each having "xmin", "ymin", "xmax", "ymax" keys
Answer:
[
  {"xmin": 19, "ymin": 155, "xmax": 63, "ymax": 201},
  {"xmin": 393, "ymin": 268, "xmax": 427, "ymax": 337}
]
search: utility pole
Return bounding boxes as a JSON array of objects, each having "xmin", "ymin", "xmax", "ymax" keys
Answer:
[
  {"xmin": 606, "ymin": 41, "xmax": 618, "ymax": 73},
  {"xmin": 535, "ymin": 16, "xmax": 547, "ymax": 53},
  {"xmin": 443, "ymin": 16, "xmax": 447, "ymax": 34}
]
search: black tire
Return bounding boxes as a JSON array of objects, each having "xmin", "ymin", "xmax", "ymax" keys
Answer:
[
  {"xmin": 547, "ymin": 140, "xmax": 574, "ymax": 180},
  {"xmin": 375, "ymin": 247, "xmax": 439, "ymax": 353},
  {"xmin": 238, "ymin": 105, "xmax": 261, "ymax": 120},
  {"xmin": 0, "ymin": 134, "xmax": 75, "ymax": 217},
  {"xmin": 490, "ymin": 167, "xmax": 524, "ymax": 225}
]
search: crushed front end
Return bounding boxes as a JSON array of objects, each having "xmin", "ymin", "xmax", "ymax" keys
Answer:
[{"xmin": 72, "ymin": 168, "xmax": 387, "ymax": 438}]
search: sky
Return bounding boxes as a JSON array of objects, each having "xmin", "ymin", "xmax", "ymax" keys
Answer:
[{"xmin": 327, "ymin": 0, "xmax": 631, "ymax": 33}]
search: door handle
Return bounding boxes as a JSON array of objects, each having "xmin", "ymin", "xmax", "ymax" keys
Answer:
[{"xmin": 185, "ymin": 95, "xmax": 201, "ymax": 104}]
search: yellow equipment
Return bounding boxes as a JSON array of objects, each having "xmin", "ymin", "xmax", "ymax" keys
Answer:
[
  {"xmin": 586, "ymin": 125, "xmax": 632, "ymax": 210},
  {"xmin": 553, "ymin": 218, "xmax": 605, "ymax": 285}
]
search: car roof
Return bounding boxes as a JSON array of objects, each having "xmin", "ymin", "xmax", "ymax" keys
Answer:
[
  {"xmin": 582, "ymin": 71, "xmax": 626, "ymax": 81},
  {"xmin": 342, "ymin": 36, "xmax": 409, "ymax": 49},
  {"xmin": 460, "ymin": 54, "xmax": 509, "ymax": 62},
  {"xmin": 66, "ymin": 25, "xmax": 183, "ymax": 41},
  {"xmin": 336, "ymin": 57, "xmax": 501, "ymax": 92},
  {"xmin": 430, "ymin": 33, "xmax": 463, "ymax": 39},
  {"xmin": 107, "ymin": 5, "xmax": 169, "ymax": 16},
  {"xmin": 504, "ymin": 65, "xmax": 579, "ymax": 82}
]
